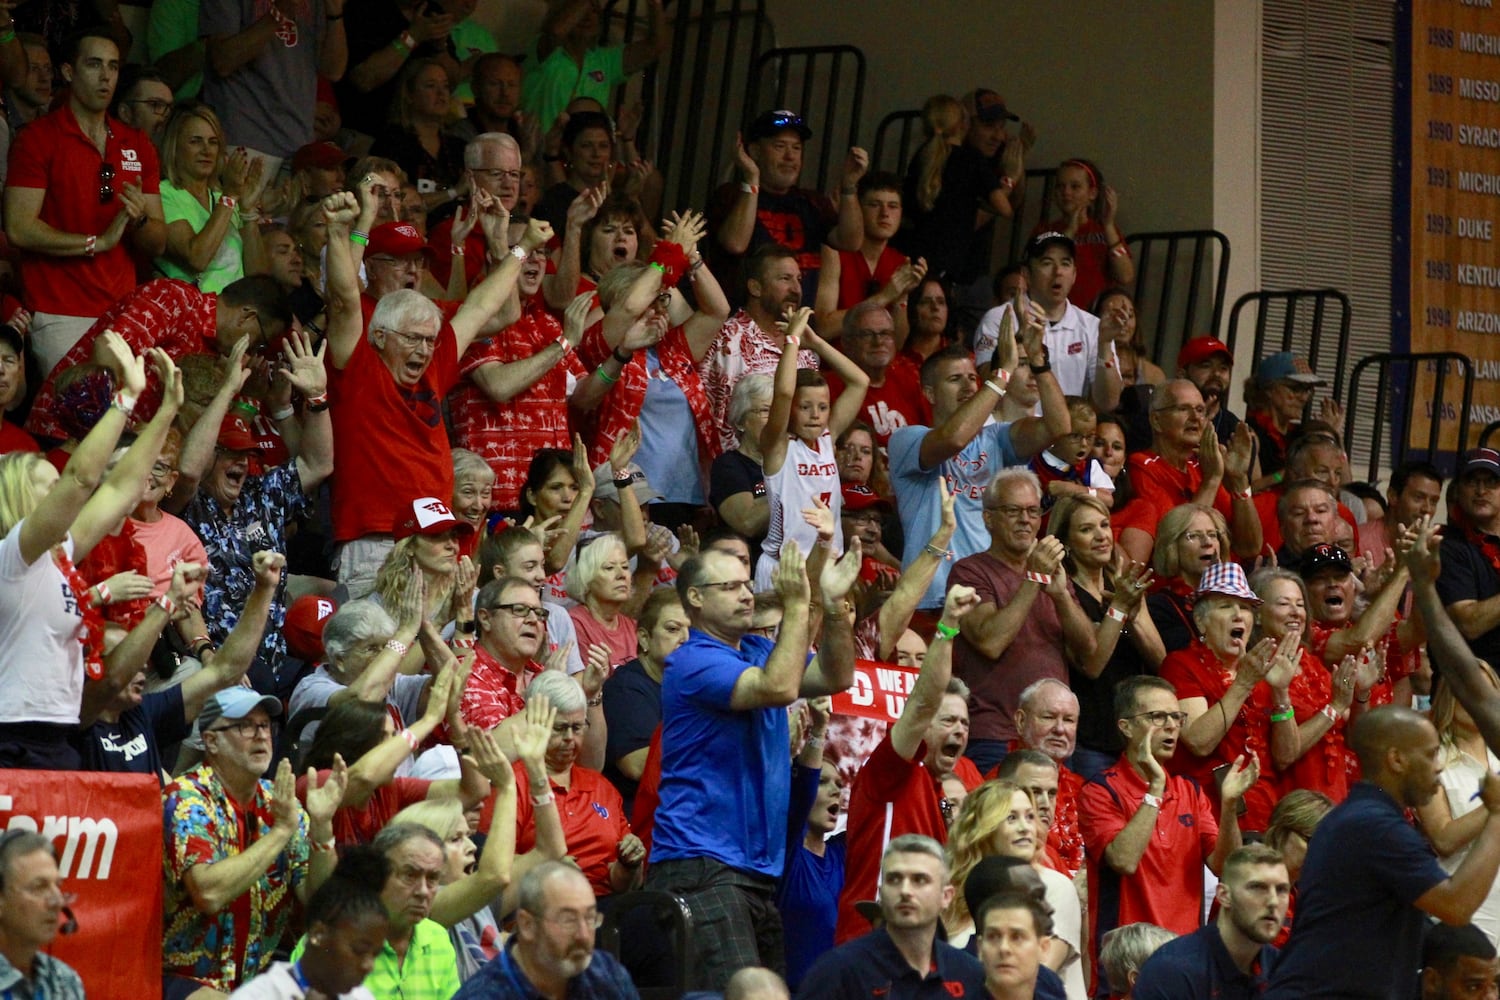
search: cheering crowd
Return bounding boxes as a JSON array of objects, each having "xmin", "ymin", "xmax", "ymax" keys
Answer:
[{"xmin": 0, "ymin": 2, "xmax": 1498, "ymax": 999}]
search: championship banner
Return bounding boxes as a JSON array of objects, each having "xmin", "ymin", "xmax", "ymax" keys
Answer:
[
  {"xmin": 1397, "ymin": 2, "xmax": 1500, "ymax": 453},
  {"xmin": 831, "ymin": 658, "xmax": 920, "ymax": 724},
  {"xmin": 0, "ymin": 771, "xmax": 164, "ymax": 999}
]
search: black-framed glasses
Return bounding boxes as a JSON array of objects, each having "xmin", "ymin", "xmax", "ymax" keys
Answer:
[
  {"xmin": 210, "ymin": 719, "xmax": 274, "ymax": 738},
  {"xmin": 98, "ymin": 162, "xmax": 115, "ymax": 204},
  {"xmin": 697, "ymin": 579, "xmax": 752, "ymax": 593},
  {"xmin": 1128, "ymin": 710, "xmax": 1189, "ymax": 727},
  {"xmin": 127, "ymin": 98, "xmax": 173, "ymax": 116},
  {"xmin": 491, "ymin": 603, "xmax": 549, "ymax": 621}
]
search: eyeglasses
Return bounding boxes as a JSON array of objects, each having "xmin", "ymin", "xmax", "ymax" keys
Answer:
[
  {"xmin": 368, "ymin": 255, "xmax": 426, "ymax": 273},
  {"xmin": 473, "ymin": 167, "xmax": 522, "ymax": 184},
  {"xmin": 551, "ymin": 721, "xmax": 588, "ymax": 737},
  {"xmin": 1157, "ymin": 403, "xmax": 1207, "ymax": 418},
  {"xmin": 1180, "ymin": 531, "xmax": 1219, "ymax": 544},
  {"xmin": 850, "ymin": 327, "xmax": 896, "ymax": 341},
  {"xmin": 650, "ymin": 291, "xmax": 673, "ymax": 313},
  {"xmin": 987, "ymin": 504, "xmax": 1043, "ymax": 521},
  {"xmin": 540, "ymin": 909, "xmax": 603, "ymax": 933},
  {"xmin": 697, "ymin": 579, "xmax": 752, "ymax": 593},
  {"xmin": 210, "ymin": 719, "xmax": 274, "ymax": 738},
  {"xmin": 491, "ymin": 603, "xmax": 549, "ymax": 621},
  {"xmin": 150, "ymin": 461, "xmax": 175, "ymax": 479},
  {"xmin": 127, "ymin": 98, "xmax": 173, "ymax": 116},
  {"xmin": 1128, "ymin": 710, "xmax": 1189, "ymax": 727},
  {"xmin": 387, "ymin": 329, "xmax": 440, "ymax": 349},
  {"xmin": 98, "ymin": 162, "xmax": 115, "ymax": 204}
]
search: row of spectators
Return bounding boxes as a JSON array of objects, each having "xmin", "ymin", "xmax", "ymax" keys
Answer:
[{"xmin": 1, "ymin": 3, "xmax": 1499, "ymax": 1000}]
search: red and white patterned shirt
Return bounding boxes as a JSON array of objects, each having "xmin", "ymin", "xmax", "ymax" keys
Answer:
[
  {"xmin": 27, "ymin": 279, "xmax": 217, "ymax": 440},
  {"xmin": 698, "ymin": 310, "xmax": 819, "ymax": 453},
  {"xmin": 459, "ymin": 643, "xmax": 543, "ymax": 732},
  {"xmin": 449, "ymin": 298, "xmax": 585, "ymax": 511}
]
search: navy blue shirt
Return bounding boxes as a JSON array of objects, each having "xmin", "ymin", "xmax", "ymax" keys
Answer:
[
  {"xmin": 779, "ymin": 764, "xmax": 846, "ymax": 989},
  {"xmin": 74, "ymin": 687, "xmax": 187, "ymax": 781},
  {"xmin": 1264, "ymin": 782, "xmax": 1447, "ymax": 999},
  {"xmin": 1436, "ymin": 529, "xmax": 1500, "ymax": 669},
  {"xmin": 601, "ymin": 658, "xmax": 662, "ymax": 815},
  {"xmin": 452, "ymin": 937, "xmax": 639, "ymax": 999},
  {"xmin": 1132, "ymin": 923, "xmax": 1274, "ymax": 1000},
  {"xmin": 794, "ymin": 926, "xmax": 986, "ymax": 998}
]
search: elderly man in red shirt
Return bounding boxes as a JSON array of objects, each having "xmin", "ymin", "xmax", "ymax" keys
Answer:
[
  {"xmin": 320, "ymin": 191, "xmax": 552, "ymax": 597},
  {"xmin": 5, "ymin": 28, "xmax": 167, "ymax": 375}
]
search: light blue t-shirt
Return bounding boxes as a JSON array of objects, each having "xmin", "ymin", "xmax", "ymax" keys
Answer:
[
  {"xmin": 889, "ymin": 418, "xmax": 1022, "ymax": 609},
  {"xmin": 637, "ymin": 349, "xmax": 705, "ymax": 504}
]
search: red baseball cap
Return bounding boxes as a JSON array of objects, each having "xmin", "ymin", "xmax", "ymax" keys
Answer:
[
  {"xmin": 291, "ymin": 141, "xmax": 348, "ymax": 173},
  {"xmin": 367, "ymin": 222, "xmax": 433, "ymax": 258},
  {"xmin": 217, "ymin": 413, "xmax": 258, "ymax": 451},
  {"xmin": 284, "ymin": 593, "xmax": 338, "ymax": 662},
  {"xmin": 1177, "ymin": 336, "xmax": 1233, "ymax": 370},
  {"xmin": 841, "ymin": 483, "xmax": 892, "ymax": 513}
]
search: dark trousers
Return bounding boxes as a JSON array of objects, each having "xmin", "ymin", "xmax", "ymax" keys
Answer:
[{"xmin": 646, "ymin": 856, "xmax": 784, "ymax": 991}]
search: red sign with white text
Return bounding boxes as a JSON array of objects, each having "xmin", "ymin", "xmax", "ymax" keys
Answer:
[
  {"xmin": 831, "ymin": 658, "xmax": 921, "ymax": 724},
  {"xmin": 0, "ymin": 771, "xmax": 163, "ymax": 998}
]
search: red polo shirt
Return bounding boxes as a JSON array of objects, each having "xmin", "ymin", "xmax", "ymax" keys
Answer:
[
  {"xmin": 834, "ymin": 734, "xmax": 982, "ymax": 944},
  {"xmin": 512, "ymin": 761, "xmax": 631, "ymax": 896},
  {"xmin": 1110, "ymin": 450, "xmax": 1234, "ymax": 545},
  {"xmin": 1080, "ymin": 758, "xmax": 1218, "ymax": 991},
  {"xmin": 8, "ymin": 105, "xmax": 159, "ymax": 317}
]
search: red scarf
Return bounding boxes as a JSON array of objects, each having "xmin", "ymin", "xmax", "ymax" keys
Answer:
[
  {"xmin": 53, "ymin": 546, "xmax": 105, "ymax": 681},
  {"xmin": 1451, "ymin": 506, "xmax": 1500, "ymax": 578}
]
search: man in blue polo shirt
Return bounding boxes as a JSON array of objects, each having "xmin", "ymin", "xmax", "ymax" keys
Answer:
[
  {"xmin": 1264, "ymin": 704, "xmax": 1500, "ymax": 999},
  {"xmin": 796, "ymin": 834, "xmax": 985, "ymax": 998},
  {"xmin": 647, "ymin": 539, "xmax": 861, "ymax": 990},
  {"xmin": 1132, "ymin": 843, "xmax": 1288, "ymax": 999}
]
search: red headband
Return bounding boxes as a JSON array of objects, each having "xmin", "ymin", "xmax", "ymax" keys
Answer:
[{"xmin": 1062, "ymin": 159, "xmax": 1100, "ymax": 189}]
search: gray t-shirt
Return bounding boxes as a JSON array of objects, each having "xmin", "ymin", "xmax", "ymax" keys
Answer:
[{"xmin": 199, "ymin": 0, "xmax": 325, "ymax": 157}]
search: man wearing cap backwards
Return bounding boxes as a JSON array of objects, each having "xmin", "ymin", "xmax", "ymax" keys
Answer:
[
  {"xmin": 171, "ymin": 327, "xmax": 334, "ymax": 698},
  {"xmin": 1177, "ymin": 335, "xmax": 1244, "ymax": 446},
  {"xmin": 320, "ymin": 189, "xmax": 551, "ymax": 598},
  {"xmin": 1245, "ymin": 351, "xmax": 1328, "ymax": 479},
  {"xmin": 1436, "ymin": 448, "xmax": 1500, "ymax": 670},
  {"xmin": 162, "ymin": 688, "xmax": 349, "ymax": 995},
  {"xmin": 1131, "ymin": 844, "xmax": 1289, "ymax": 1000},
  {"xmin": 981, "ymin": 232, "xmax": 1121, "ymax": 412},
  {"xmin": 1302, "ymin": 539, "xmax": 1423, "ymax": 708},
  {"xmin": 823, "ymin": 300, "xmax": 932, "ymax": 449},
  {"xmin": 836, "ymin": 584, "xmax": 983, "ymax": 944},
  {"xmin": 802, "ymin": 834, "xmax": 986, "ymax": 997},
  {"xmin": 708, "ymin": 107, "xmax": 869, "ymax": 305},
  {"xmin": 1113, "ymin": 378, "xmax": 1261, "ymax": 565},
  {"xmin": 25, "ymin": 274, "xmax": 293, "ymax": 442},
  {"xmin": 1080, "ymin": 675, "xmax": 1255, "ymax": 995}
]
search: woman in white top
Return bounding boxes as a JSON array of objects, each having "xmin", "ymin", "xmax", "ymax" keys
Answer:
[
  {"xmin": 754, "ymin": 306, "xmax": 869, "ymax": 590},
  {"xmin": 944, "ymin": 780, "xmax": 1087, "ymax": 999},
  {"xmin": 228, "ymin": 846, "xmax": 389, "ymax": 999},
  {"xmin": 1415, "ymin": 665, "xmax": 1500, "ymax": 946},
  {"xmin": 0, "ymin": 337, "xmax": 183, "ymax": 769}
]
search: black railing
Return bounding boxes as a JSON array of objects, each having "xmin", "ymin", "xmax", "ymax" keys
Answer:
[
  {"xmin": 1127, "ymin": 229, "xmax": 1231, "ymax": 367},
  {"xmin": 1480, "ymin": 420, "xmax": 1500, "ymax": 451},
  {"xmin": 744, "ymin": 44, "xmax": 867, "ymax": 195},
  {"xmin": 872, "ymin": 109, "xmax": 922, "ymax": 176},
  {"xmin": 1225, "ymin": 289, "xmax": 1353, "ymax": 412},
  {"xmin": 1344, "ymin": 352, "xmax": 1474, "ymax": 484},
  {"xmin": 1001, "ymin": 167, "xmax": 1058, "ymax": 268}
]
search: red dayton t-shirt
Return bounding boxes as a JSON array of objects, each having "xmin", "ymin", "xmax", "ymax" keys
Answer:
[
  {"xmin": 9, "ymin": 106, "xmax": 160, "ymax": 317},
  {"xmin": 328, "ymin": 303, "xmax": 461, "ymax": 541},
  {"xmin": 824, "ymin": 356, "xmax": 931, "ymax": 449},
  {"xmin": 1110, "ymin": 450, "xmax": 1235, "ymax": 545}
]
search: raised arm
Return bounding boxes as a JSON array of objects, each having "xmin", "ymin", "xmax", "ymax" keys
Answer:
[
  {"xmin": 542, "ymin": 437, "xmax": 595, "ymax": 575},
  {"xmin": 758, "ymin": 306, "xmax": 810, "ymax": 477},
  {"xmin": 620, "ymin": 0, "xmax": 669, "ymax": 74},
  {"xmin": 1206, "ymin": 755, "xmax": 1253, "ymax": 874},
  {"xmin": 803, "ymin": 326, "xmax": 868, "ymax": 440},
  {"xmin": 1007, "ymin": 302, "xmax": 1070, "ymax": 459},
  {"xmin": 890, "ymin": 584, "xmax": 978, "ymax": 759},
  {"xmin": 430, "ymin": 728, "xmax": 517, "ymax": 925},
  {"xmin": 83, "ymin": 562, "xmax": 209, "ymax": 725},
  {"xmin": 1102, "ymin": 722, "xmax": 1170, "ymax": 875},
  {"xmin": 714, "ymin": 135, "xmax": 760, "ymax": 256},
  {"xmin": 877, "ymin": 478, "xmax": 956, "ymax": 659},
  {"xmin": 451, "ymin": 218, "xmax": 553, "ymax": 357},
  {"xmin": 341, "ymin": 664, "xmax": 455, "ymax": 809},
  {"xmin": 278, "ymin": 329, "xmax": 334, "ymax": 494},
  {"xmin": 320, "ymin": 192, "xmax": 365, "ymax": 369},
  {"xmin": 801, "ymin": 539, "xmax": 863, "ymax": 697},
  {"xmin": 17, "ymin": 333, "xmax": 144, "ymax": 565},
  {"xmin": 826, "ymin": 148, "xmax": 869, "ymax": 252},
  {"xmin": 168, "ymin": 338, "xmax": 250, "ymax": 508},
  {"xmin": 179, "ymin": 552, "xmax": 284, "ymax": 721},
  {"xmin": 730, "ymin": 542, "xmax": 812, "ymax": 709}
]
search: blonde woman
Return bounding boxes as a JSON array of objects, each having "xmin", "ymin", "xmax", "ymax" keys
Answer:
[
  {"xmin": 0, "ymin": 339, "xmax": 181, "ymax": 767},
  {"xmin": 944, "ymin": 780, "xmax": 1084, "ymax": 997},
  {"xmin": 373, "ymin": 497, "xmax": 480, "ymax": 638},
  {"xmin": 158, "ymin": 102, "xmax": 266, "ymax": 291}
]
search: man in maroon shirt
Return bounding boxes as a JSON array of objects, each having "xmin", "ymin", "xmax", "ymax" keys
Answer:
[
  {"xmin": 823, "ymin": 301, "xmax": 931, "ymax": 448},
  {"xmin": 5, "ymin": 28, "xmax": 167, "ymax": 374},
  {"xmin": 950, "ymin": 468, "xmax": 1099, "ymax": 772},
  {"xmin": 834, "ymin": 583, "xmax": 981, "ymax": 943}
]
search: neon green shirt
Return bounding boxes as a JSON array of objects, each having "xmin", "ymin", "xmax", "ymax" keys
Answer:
[
  {"xmin": 292, "ymin": 918, "xmax": 460, "ymax": 1000},
  {"xmin": 157, "ymin": 180, "xmax": 245, "ymax": 293},
  {"xmin": 520, "ymin": 43, "xmax": 625, "ymax": 135}
]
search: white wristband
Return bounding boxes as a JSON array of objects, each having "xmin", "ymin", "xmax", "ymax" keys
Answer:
[
  {"xmin": 984, "ymin": 379, "xmax": 1007, "ymax": 397},
  {"xmin": 1106, "ymin": 606, "xmax": 1128, "ymax": 624},
  {"xmin": 1142, "ymin": 793, "xmax": 1163, "ymax": 810}
]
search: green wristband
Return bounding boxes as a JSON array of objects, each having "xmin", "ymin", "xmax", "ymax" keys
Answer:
[
  {"xmin": 934, "ymin": 622, "xmax": 959, "ymax": 641},
  {"xmin": 1269, "ymin": 708, "xmax": 1295, "ymax": 723}
]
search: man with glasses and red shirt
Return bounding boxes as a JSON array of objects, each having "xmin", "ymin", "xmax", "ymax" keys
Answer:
[{"xmin": 5, "ymin": 27, "xmax": 168, "ymax": 376}]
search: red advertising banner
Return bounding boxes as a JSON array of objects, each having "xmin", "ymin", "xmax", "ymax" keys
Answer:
[
  {"xmin": 0, "ymin": 771, "xmax": 163, "ymax": 999},
  {"xmin": 831, "ymin": 658, "xmax": 921, "ymax": 724}
]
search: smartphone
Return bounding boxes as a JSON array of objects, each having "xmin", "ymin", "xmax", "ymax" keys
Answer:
[{"xmin": 1211, "ymin": 763, "xmax": 1249, "ymax": 817}]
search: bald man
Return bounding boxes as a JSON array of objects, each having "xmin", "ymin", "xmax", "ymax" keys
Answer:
[{"xmin": 1265, "ymin": 705, "xmax": 1500, "ymax": 999}]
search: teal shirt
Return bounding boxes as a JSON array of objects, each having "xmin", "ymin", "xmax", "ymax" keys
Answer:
[
  {"xmin": 520, "ymin": 43, "xmax": 625, "ymax": 135},
  {"xmin": 293, "ymin": 918, "xmax": 460, "ymax": 1000},
  {"xmin": 158, "ymin": 180, "xmax": 245, "ymax": 293}
]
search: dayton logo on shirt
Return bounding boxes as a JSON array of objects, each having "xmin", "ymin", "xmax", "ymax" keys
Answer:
[
  {"xmin": 121, "ymin": 147, "xmax": 142, "ymax": 173},
  {"xmin": 592, "ymin": 803, "xmax": 610, "ymax": 819}
]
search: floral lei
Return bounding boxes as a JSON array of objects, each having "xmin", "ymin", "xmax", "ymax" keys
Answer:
[{"xmin": 53, "ymin": 546, "xmax": 105, "ymax": 681}]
